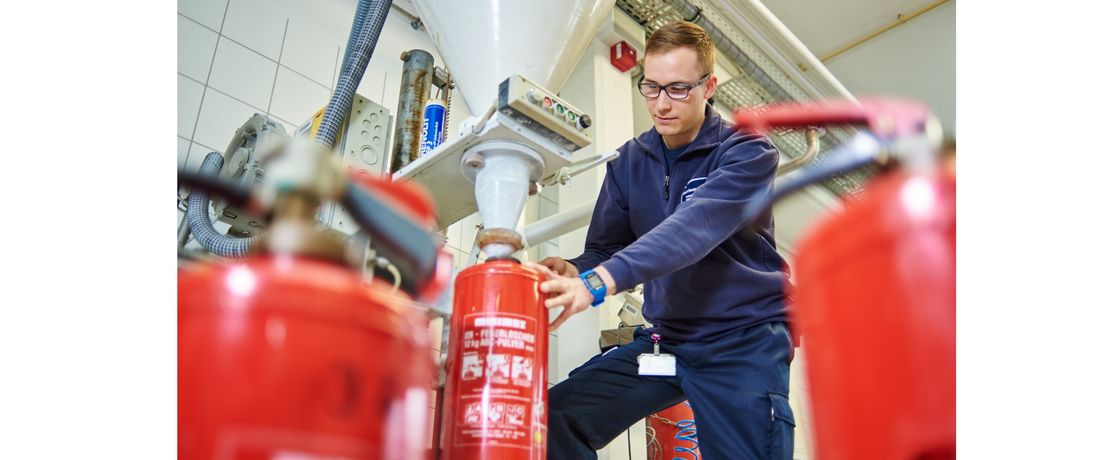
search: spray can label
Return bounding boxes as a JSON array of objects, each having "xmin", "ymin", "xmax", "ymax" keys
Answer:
[{"xmin": 419, "ymin": 99, "xmax": 447, "ymax": 157}]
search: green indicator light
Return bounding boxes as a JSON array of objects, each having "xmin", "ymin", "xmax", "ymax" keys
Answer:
[{"xmin": 556, "ymin": 104, "xmax": 565, "ymax": 115}]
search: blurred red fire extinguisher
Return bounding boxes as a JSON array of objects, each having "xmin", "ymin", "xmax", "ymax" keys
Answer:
[
  {"xmin": 178, "ymin": 165, "xmax": 452, "ymax": 460},
  {"xmin": 733, "ymin": 98, "xmax": 955, "ymax": 460}
]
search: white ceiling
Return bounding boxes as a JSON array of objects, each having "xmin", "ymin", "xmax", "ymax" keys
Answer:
[
  {"xmin": 758, "ymin": 0, "xmax": 957, "ymax": 136},
  {"xmin": 759, "ymin": 0, "xmax": 937, "ymax": 57}
]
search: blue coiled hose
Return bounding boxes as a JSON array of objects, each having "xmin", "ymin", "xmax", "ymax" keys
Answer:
[
  {"xmin": 672, "ymin": 415, "xmax": 700, "ymax": 460},
  {"xmin": 666, "ymin": 400, "xmax": 701, "ymax": 457}
]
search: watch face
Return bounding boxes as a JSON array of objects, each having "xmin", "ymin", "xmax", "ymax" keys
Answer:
[{"xmin": 586, "ymin": 273, "xmax": 604, "ymax": 290}]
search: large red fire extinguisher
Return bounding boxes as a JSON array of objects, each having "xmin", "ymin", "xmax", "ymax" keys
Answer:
[
  {"xmin": 646, "ymin": 400, "xmax": 700, "ymax": 460},
  {"xmin": 179, "ymin": 257, "xmax": 435, "ymax": 460},
  {"xmin": 179, "ymin": 169, "xmax": 449, "ymax": 460},
  {"xmin": 734, "ymin": 98, "xmax": 956, "ymax": 460},
  {"xmin": 440, "ymin": 260, "xmax": 550, "ymax": 460},
  {"xmin": 793, "ymin": 169, "xmax": 955, "ymax": 460}
]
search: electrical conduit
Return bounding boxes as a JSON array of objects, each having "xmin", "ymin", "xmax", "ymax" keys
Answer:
[
  {"xmin": 186, "ymin": 152, "xmax": 260, "ymax": 258},
  {"xmin": 317, "ymin": 0, "xmax": 393, "ymax": 149}
]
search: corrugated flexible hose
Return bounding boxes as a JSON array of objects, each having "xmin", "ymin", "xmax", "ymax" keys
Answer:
[
  {"xmin": 186, "ymin": 151, "xmax": 259, "ymax": 258},
  {"xmin": 317, "ymin": 0, "xmax": 392, "ymax": 148}
]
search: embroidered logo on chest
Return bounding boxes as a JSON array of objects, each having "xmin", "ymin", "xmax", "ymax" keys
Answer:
[{"xmin": 680, "ymin": 177, "xmax": 707, "ymax": 203}]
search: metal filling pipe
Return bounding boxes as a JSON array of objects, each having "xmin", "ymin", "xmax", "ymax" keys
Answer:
[
  {"xmin": 777, "ymin": 128, "xmax": 821, "ymax": 176},
  {"xmin": 520, "ymin": 201, "xmax": 595, "ymax": 250},
  {"xmin": 390, "ymin": 49, "xmax": 435, "ymax": 173}
]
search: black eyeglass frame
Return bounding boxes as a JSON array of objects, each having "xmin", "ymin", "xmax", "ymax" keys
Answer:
[{"xmin": 637, "ymin": 74, "xmax": 711, "ymax": 101}]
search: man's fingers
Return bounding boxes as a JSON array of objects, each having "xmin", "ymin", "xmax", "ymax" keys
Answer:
[
  {"xmin": 545, "ymin": 291, "xmax": 575, "ymax": 309},
  {"xmin": 527, "ymin": 262, "xmax": 558, "ymax": 279},
  {"xmin": 539, "ymin": 256, "xmax": 563, "ymax": 270},
  {"xmin": 539, "ymin": 279, "xmax": 567, "ymax": 294}
]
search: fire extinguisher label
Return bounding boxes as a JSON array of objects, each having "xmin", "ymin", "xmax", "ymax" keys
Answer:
[{"xmin": 454, "ymin": 313, "xmax": 545, "ymax": 450}]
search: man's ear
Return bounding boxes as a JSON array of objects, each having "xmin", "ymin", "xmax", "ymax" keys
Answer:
[{"xmin": 704, "ymin": 74, "xmax": 718, "ymax": 100}]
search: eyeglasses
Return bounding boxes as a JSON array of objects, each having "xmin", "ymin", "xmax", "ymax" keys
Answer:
[{"xmin": 638, "ymin": 74, "xmax": 710, "ymax": 101}]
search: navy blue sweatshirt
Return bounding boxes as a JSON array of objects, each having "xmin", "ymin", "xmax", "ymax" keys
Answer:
[{"xmin": 568, "ymin": 106, "xmax": 791, "ymax": 342}]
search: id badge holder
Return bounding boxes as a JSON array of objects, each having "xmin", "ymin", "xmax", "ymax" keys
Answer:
[{"xmin": 637, "ymin": 333, "xmax": 676, "ymax": 376}]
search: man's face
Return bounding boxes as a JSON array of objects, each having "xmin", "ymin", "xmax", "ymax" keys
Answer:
[{"xmin": 642, "ymin": 47, "xmax": 717, "ymax": 146}]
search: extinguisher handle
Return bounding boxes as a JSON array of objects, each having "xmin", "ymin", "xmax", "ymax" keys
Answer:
[
  {"xmin": 740, "ymin": 132, "xmax": 883, "ymax": 230},
  {"xmin": 342, "ymin": 182, "xmax": 438, "ymax": 296},
  {"xmin": 732, "ymin": 97, "xmax": 933, "ymax": 140}
]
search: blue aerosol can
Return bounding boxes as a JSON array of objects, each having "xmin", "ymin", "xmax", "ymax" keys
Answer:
[{"xmin": 419, "ymin": 99, "xmax": 447, "ymax": 156}]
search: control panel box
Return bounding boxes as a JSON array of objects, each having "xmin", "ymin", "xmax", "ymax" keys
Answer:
[{"xmin": 497, "ymin": 74, "xmax": 592, "ymax": 151}]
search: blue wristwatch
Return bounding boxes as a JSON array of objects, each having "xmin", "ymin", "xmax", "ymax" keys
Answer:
[{"xmin": 579, "ymin": 269, "xmax": 607, "ymax": 307}]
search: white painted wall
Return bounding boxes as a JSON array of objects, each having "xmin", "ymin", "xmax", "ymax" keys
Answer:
[{"xmin": 822, "ymin": 1, "xmax": 956, "ymax": 136}]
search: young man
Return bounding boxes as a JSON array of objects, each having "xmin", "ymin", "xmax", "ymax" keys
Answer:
[{"xmin": 528, "ymin": 21, "xmax": 795, "ymax": 459}]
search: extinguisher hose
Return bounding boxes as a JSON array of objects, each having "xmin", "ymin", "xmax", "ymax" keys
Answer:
[
  {"xmin": 184, "ymin": 152, "xmax": 261, "ymax": 258},
  {"xmin": 178, "ymin": 157, "xmax": 437, "ymax": 295},
  {"xmin": 740, "ymin": 132, "xmax": 883, "ymax": 231},
  {"xmin": 342, "ymin": 181, "xmax": 437, "ymax": 295}
]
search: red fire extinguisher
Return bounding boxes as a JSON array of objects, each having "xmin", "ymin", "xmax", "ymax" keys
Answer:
[
  {"xmin": 439, "ymin": 260, "xmax": 550, "ymax": 460},
  {"xmin": 733, "ymin": 98, "xmax": 956, "ymax": 460},
  {"xmin": 179, "ymin": 170, "xmax": 451, "ymax": 460},
  {"xmin": 179, "ymin": 257, "xmax": 435, "ymax": 460},
  {"xmin": 646, "ymin": 400, "xmax": 700, "ymax": 460}
]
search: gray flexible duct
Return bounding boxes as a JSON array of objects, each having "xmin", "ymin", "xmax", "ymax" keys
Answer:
[
  {"xmin": 339, "ymin": 0, "xmax": 372, "ymax": 77},
  {"xmin": 317, "ymin": 0, "xmax": 392, "ymax": 148},
  {"xmin": 186, "ymin": 152, "xmax": 260, "ymax": 258}
]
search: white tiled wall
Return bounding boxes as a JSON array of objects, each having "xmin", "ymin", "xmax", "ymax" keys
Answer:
[
  {"xmin": 178, "ymin": 0, "xmax": 227, "ymax": 31},
  {"xmin": 178, "ymin": 3, "xmax": 332, "ymax": 172},
  {"xmin": 222, "ymin": 0, "xmax": 288, "ymax": 61},
  {"xmin": 208, "ymin": 39, "xmax": 279, "ymax": 110},
  {"xmin": 177, "ymin": 16, "xmax": 218, "ymax": 82},
  {"xmin": 177, "ymin": 75, "xmax": 204, "ymax": 151},
  {"xmin": 270, "ymin": 66, "xmax": 331, "ymax": 123}
]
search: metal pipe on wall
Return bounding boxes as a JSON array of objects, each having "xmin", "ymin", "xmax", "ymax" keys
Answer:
[
  {"xmin": 390, "ymin": 49, "xmax": 435, "ymax": 173},
  {"xmin": 716, "ymin": 0, "xmax": 856, "ymax": 101},
  {"xmin": 521, "ymin": 201, "xmax": 595, "ymax": 250},
  {"xmin": 777, "ymin": 128, "xmax": 821, "ymax": 176}
]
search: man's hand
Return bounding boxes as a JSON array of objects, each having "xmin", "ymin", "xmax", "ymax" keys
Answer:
[
  {"xmin": 526, "ymin": 262, "xmax": 592, "ymax": 331},
  {"xmin": 539, "ymin": 257, "xmax": 579, "ymax": 277}
]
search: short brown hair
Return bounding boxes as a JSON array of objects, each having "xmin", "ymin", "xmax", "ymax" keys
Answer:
[{"xmin": 645, "ymin": 21, "xmax": 715, "ymax": 76}]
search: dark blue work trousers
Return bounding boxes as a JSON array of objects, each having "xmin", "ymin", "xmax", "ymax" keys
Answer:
[{"xmin": 547, "ymin": 322, "xmax": 795, "ymax": 460}]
